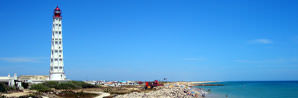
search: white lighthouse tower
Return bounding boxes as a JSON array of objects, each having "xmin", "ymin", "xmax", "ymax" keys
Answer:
[{"xmin": 49, "ymin": 6, "xmax": 66, "ymax": 80}]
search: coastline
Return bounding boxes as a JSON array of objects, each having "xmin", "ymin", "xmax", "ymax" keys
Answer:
[
  {"xmin": 114, "ymin": 82, "xmax": 207, "ymax": 98},
  {"xmin": 0, "ymin": 81, "xmax": 211, "ymax": 98}
]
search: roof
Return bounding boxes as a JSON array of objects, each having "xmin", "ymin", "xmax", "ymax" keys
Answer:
[{"xmin": 55, "ymin": 6, "xmax": 60, "ymax": 11}]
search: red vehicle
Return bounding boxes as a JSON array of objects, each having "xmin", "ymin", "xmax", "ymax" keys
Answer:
[{"xmin": 145, "ymin": 80, "xmax": 163, "ymax": 89}]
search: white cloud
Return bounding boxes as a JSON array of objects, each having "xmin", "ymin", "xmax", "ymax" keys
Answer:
[
  {"xmin": 250, "ymin": 39, "xmax": 273, "ymax": 44},
  {"xmin": 0, "ymin": 57, "xmax": 46, "ymax": 63}
]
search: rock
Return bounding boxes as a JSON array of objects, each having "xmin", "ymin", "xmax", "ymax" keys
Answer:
[{"xmin": 115, "ymin": 86, "xmax": 204, "ymax": 98}]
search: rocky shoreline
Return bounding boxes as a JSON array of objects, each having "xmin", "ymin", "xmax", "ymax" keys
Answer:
[
  {"xmin": 1, "ymin": 82, "xmax": 210, "ymax": 98},
  {"xmin": 115, "ymin": 83, "xmax": 206, "ymax": 98}
]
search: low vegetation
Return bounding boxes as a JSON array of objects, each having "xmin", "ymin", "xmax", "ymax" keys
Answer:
[
  {"xmin": 0, "ymin": 83, "xmax": 16, "ymax": 93},
  {"xmin": 30, "ymin": 84, "xmax": 51, "ymax": 92},
  {"xmin": 30, "ymin": 81, "xmax": 97, "ymax": 92},
  {"xmin": 0, "ymin": 83, "xmax": 7, "ymax": 93},
  {"xmin": 56, "ymin": 91, "xmax": 98, "ymax": 98}
]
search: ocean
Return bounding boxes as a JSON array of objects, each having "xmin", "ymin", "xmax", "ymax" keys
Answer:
[{"xmin": 194, "ymin": 81, "xmax": 298, "ymax": 98}]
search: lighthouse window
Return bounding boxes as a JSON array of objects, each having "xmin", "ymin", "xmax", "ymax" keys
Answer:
[
  {"xmin": 54, "ymin": 59, "xmax": 58, "ymax": 61},
  {"xmin": 59, "ymin": 24, "xmax": 61, "ymax": 27},
  {"xmin": 51, "ymin": 59, "xmax": 53, "ymax": 62},
  {"xmin": 59, "ymin": 50, "xmax": 62, "ymax": 53},
  {"xmin": 59, "ymin": 67, "xmax": 62, "ymax": 69},
  {"xmin": 59, "ymin": 59, "xmax": 62, "ymax": 61},
  {"xmin": 59, "ymin": 41, "xmax": 61, "ymax": 44},
  {"xmin": 54, "ymin": 66, "xmax": 58, "ymax": 69},
  {"xmin": 55, "ymin": 41, "xmax": 58, "ymax": 44},
  {"xmin": 59, "ymin": 31, "xmax": 61, "ymax": 34},
  {"xmin": 55, "ymin": 50, "xmax": 58, "ymax": 53}
]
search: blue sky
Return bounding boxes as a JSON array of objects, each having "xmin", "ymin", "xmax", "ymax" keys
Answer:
[{"xmin": 0, "ymin": 0, "xmax": 297, "ymax": 81}]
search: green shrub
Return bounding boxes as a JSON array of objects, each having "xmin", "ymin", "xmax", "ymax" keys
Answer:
[
  {"xmin": 42, "ymin": 81, "xmax": 59, "ymax": 88},
  {"xmin": 0, "ymin": 83, "xmax": 8, "ymax": 93},
  {"xmin": 54, "ymin": 81, "xmax": 97, "ymax": 89},
  {"xmin": 0, "ymin": 83, "xmax": 17, "ymax": 93},
  {"xmin": 22, "ymin": 82, "xmax": 29, "ymax": 89},
  {"xmin": 81, "ymin": 83, "xmax": 97, "ymax": 88},
  {"xmin": 30, "ymin": 84, "xmax": 51, "ymax": 92},
  {"xmin": 70, "ymin": 81, "xmax": 97, "ymax": 88},
  {"xmin": 70, "ymin": 81, "xmax": 84, "ymax": 87},
  {"xmin": 56, "ymin": 91, "xmax": 98, "ymax": 98},
  {"xmin": 56, "ymin": 82, "xmax": 78, "ymax": 89},
  {"xmin": 30, "ymin": 81, "xmax": 97, "ymax": 91}
]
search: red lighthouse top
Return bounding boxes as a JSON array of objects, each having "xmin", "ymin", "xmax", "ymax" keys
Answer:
[{"xmin": 54, "ymin": 6, "xmax": 61, "ymax": 18}]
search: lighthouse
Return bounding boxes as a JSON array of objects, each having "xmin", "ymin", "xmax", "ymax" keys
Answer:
[{"xmin": 49, "ymin": 6, "xmax": 66, "ymax": 80}]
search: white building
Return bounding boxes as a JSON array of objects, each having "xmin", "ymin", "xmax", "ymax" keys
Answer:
[
  {"xmin": 18, "ymin": 75, "xmax": 49, "ymax": 84},
  {"xmin": 0, "ymin": 73, "xmax": 17, "ymax": 87},
  {"xmin": 49, "ymin": 6, "xmax": 66, "ymax": 80}
]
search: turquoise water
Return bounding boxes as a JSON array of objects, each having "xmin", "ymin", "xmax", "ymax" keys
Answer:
[{"xmin": 194, "ymin": 81, "xmax": 298, "ymax": 98}]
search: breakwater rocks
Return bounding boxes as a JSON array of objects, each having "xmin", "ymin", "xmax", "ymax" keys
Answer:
[{"xmin": 115, "ymin": 87, "xmax": 205, "ymax": 98}]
